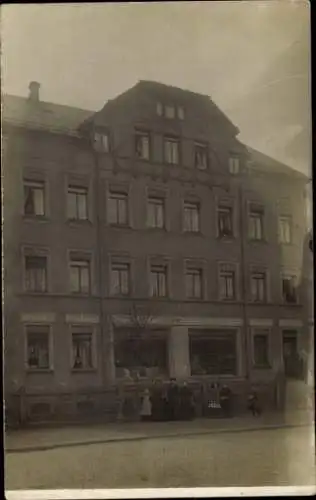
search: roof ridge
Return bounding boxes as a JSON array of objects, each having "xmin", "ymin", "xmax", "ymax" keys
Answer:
[{"xmin": 2, "ymin": 93, "xmax": 95, "ymax": 114}]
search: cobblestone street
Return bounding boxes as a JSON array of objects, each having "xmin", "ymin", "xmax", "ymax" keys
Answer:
[{"xmin": 5, "ymin": 424, "xmax": 315, "ymax": 490}]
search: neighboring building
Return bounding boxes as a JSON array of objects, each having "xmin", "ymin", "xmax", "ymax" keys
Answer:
[{"xmin": 2, "ymin": 80, "xmax": 310, "ymax": 422}]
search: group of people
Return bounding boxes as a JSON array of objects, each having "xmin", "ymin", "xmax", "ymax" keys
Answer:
[
  {"xmin": 140, "ymin": 379, "xmax": 195, "ymax": 422},
  {"xmin": 137, "ymin": 379, "xmax": 263, "ymax": 422}
]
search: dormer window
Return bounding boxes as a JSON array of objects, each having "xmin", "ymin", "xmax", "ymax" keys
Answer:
[
  {"xmin": 177, "ymin": 106, "xmax": 185, "ymax": 120},
  {"xmin": 156, "ymin": 102, "xmax": 163, "ymax": 116},
  {"xmin": 229, "ymin": 156, "xmax": 240, "ymax": 174},
  {"xmin": 94, "ymin": 131, "xmax": 109, "ymax": 152},
  {"xmin": 165, "ymin": 105, "xmax": 175, "ymax": 119}
]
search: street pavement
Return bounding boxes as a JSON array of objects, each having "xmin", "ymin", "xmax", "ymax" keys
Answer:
[
  {"xmin": 5, "ymin": 409, "xmax": 313, "ymax": 453},
  {"xmin": 5, "ymin": 426, "xmax": 315, "ymax": 490}
]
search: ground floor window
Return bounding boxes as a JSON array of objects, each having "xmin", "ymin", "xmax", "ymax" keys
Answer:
[
  {"xmin": 114, "ymin": 328, "xmax": 168, "ymax": 379},
  {"xmin": 26, "ymin": 325, "xmax": 50, "ymax": 370},
  {"xmin": 189, "ymin": 329, "xmax": 237, "ymax": 375}
]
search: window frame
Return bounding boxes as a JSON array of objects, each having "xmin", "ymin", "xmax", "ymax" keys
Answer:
[
  {"xmin": 218, "ymin": 262, "xmax": 237, "ymax": 301},
  {"xmin": 189, "ymin": 329, "xmax": 238, "ymax": 376},
  {"xmin": 281, "ymin": 273, "xmax": 298, "ymax": 304},
  {"xmin": 23, "ymin": 179, "xmax": 46, "ymax": 217},
  {"xmin": 147, "ymin": 196, "xmax": 165, "ymax": 229},
  {"xmin": 252, "ymin": 328, "xmax": 271, "ymax": 369},
  {"xmin": 248, "ymin": 203, "xmax": 265, "ymax": 241},
  {"xmin": 108, "ymin": 190, "xmax": 129, "ymax": 226},
  {"xmin": 278, "ymin": 215, "xmax": 292, "ymax": 244},
  {"xmin": 194, "ymin": 142, "xmax": 208, "ymax": 170},
  {"xmin": 70, "ymin": 325, "xmax": 97, "ymax": 372},
  {"xmin": 164, "ymin": 136, "xmax": 180, "ymax": 165},
  {"xmin": 149, "ymin": 263, "xmax": 168, "ymax": 298},
  {"xmin": 69, "ymin": 256, "xmax": 92, "ymax": 295},
  {"xmin": 135, "ymin": 130, "xmax": 151, "ymax": 161},
  {"xmin": 250, "ymin": 269, "xmax": 268, "ymax": 303},
  {"xmin": 67, "ymin": 185, "xmax": 89, "ymax": 221},
  {"xmin": 228, "ymin": 156, "xmax": 240, "ymax": 175},
  {"xmin": 93, "ymin": 131, "xmax": 110, "ymax": 153},
  {"xmin": 185, "ymin": 266, "xmax": 203, "ymax": 300},
  {"xmin": 24, "ymin": 323, "xmax": 53, "ymax": 372},
  {"xmin": 183, "ymin": 200, "xmax": 200, "ymax": 233},
  {"xmin": 110, "ymin": 261, "xmax": 131, "ymax": 297}
]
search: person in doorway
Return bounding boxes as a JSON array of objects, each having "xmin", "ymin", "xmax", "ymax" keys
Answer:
[
  {"xmin": 248, "ymin": 389, "xmax": 261, "ymax": 417},
  {"xmin": 179, "ymin": 381, "xmax": 194, "ymax": 420},
  {"xmin": 140, "ymin": 389, "xmax": 152, "ymax": 422},
  {"xmin": 219, "ymin": 384, "xmax": 232, "ymax": 417}
]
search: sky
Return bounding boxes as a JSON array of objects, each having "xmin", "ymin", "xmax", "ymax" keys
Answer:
[{"xmin": 1, "ymin": 1, "xmax": 311, "ymax": 173}]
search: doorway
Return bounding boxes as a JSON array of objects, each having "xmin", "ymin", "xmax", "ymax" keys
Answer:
[{"xmin": 282, "ymin": 331, "xmax": 302, "ymax": 379}]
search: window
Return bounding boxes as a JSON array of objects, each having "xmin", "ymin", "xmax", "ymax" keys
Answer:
[
  {"xmin": 282, "ymin": 275, "xmax": 297, "ymax": 304},
  {"xmin": 177, "ymin": 106, "xmax": 185, "ymax": 120},
  {"xmin": 194, "ymin": 143, "xmax": 208, "ymax": 170},
  {"xmin": 184, "ymin": 201, "xmax": 200, "ymax": 232},
  {"xmin": 72, "ymin": 332, "xmax": 93, "ymax": 370},
  {"xmin": 67, "ymin": 186, "xmax": 88, "ymax": 220},
  {"xmin": 229, "ymin": 157, "xmax": 240, "ymax": 174},
  {"xmin": 164, "ymin": 137, "xmax": 179, "ymax": 165},
  {"xmin": 156, "ymin": 102, "xmax": 163, "ymax": 116},
  {"xmin": 25, "ymin": 256, "xmax": 47, "ymax": 292},
  {"xmin": 219, "ymin": 263, "xmax": 236, "ymax": 300},
  {"xmin": 279, "ymin": 216, "xmax": 292, "ymax": 244},
  {"xmin": 165, "ymin": 105, "xmax": 175, "ymax": 119},
  {"xmin": 253, "ymin": 331, "xmax": 269, "ymax": 367},
  {"xmin": 251, "ymin": 271, "xmax": 267, "ymax": 302},
  {"xmin": 218, "ymin": 205, "xmax": 233, "ymax": 238},
  {"xmin": 111, "ymin": 263, "xmax": 130, "ymax": 296},
  {"xmin": 115, "ymin": 328, "xmax": 168, "ymax": 379},
  {"xmin": 147, "ymin": 197, "xmax": 165, "ymax": 229},
  {"xmin": 24, "ymin": 180, "xmax": 45, "ymax": 216},
  {"xmin": 70, "ymin": 259, "xmax": 90, "ymax": 294},
  {"xmin": 108, "ymin": 191, "xmax": 128, "ymax": 225},
  {"xmin": 150, "ymin": 265, "xmax": 167, "ymax": 297},
  {"xmin": 135, "ymin": 131, "xmax": 150, "ymax": 160},
  {"xmin": 249, "ymin": 205, "xmax": 264, "ymax": 240},
  {"xmin": 94, "ymin": 132, "xmax": 109, "ymax": 152},
  {"xmin": 186, "ymin": 268, "xmax": 202, "ymax": 299},
  {"xmin": 190, "ymin": 330, "xmax": 237, "ymax": 375},
  {"xmin": 26, "ymin": 325, "xmax": 50, "ymax": 370}
]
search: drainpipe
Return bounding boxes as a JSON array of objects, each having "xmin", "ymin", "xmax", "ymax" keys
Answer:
[
  {"xmin": 238, "ymin": 180, "xmax": 250, "ymax": 383},
  {"xmin": 91, "ymin": 142, "xmax": 109, "ymax": 390}
]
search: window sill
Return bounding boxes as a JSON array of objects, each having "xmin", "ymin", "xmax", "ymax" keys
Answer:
[
  {"xmin": 252, "ymin": 364, "xmax": 271, "ymax": 370},
  {"xmin": 280, "ymin": 302, "xmax": 301, "ymax": 307},
  {"xmin": 218, "ymin": 298, "xmax": 238, "ymax": 303},
  {"xmin": 145, "ymin": 226, "xmax": 167, "ymax": 232},
  {"xmin": 71, "ymin": 368, "xmax": 97, "ymax": 373},
  {"xmin": 24, "ymin": 290, "xmax": 49, "ymax": 295},
  {"xmin": 248, "ymin": 238, "xmax": 268, "ymax": 244},
  {"xmin": 23, "ymin": 215, "xmax": 50, "ymax": 223},
  {"xmin": 70, "ymin": 292, "xmax": 93, "ymax": 297},
  {"xmin": 108, "ymin": 223, "xmax": 132, "ymax": 229},
  {"xmin": 182, "ymin": 230, "xmax": 203, "ymax": 236},
  {"xmin": 26, "ymin": 368, "xmax": 54, "ymax": 374},
  {"xmin": 217, "ymin": 235, "xmax": 236, "ymax": 242},
  {"xmin": 66, "ymin": 219, "xmax": 93, "ymax": 226}
]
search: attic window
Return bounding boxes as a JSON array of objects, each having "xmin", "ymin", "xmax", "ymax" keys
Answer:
[
  {"xmin": 94, "ymin": 132, "xmax": 109, "ymax": 152},
  {"xmin": 177, "ymin": 106, "xmax": 185, "ymax": 120},
  {"xmin": 165, "ymin": 105, "xmax": 175, "ymax": 119},
  {"xmin": 229, "ymin": 156, "xmax": 240, "ymax": 175},
  {"xmin": 156, "ymin": 102, "xmax": 163, "ymax": 116}
]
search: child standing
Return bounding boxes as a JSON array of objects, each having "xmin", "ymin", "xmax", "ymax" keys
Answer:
[{"xmin": 140, "ymin": 389, "xmax": 152, "ymax": 422}]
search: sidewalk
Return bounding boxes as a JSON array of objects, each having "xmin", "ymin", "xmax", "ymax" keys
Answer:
[{"xmin": 5, "ymin": 409, "xmax": 314, "ymax": 453}]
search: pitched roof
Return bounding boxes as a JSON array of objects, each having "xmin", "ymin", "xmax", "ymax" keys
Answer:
[
  {"xmin": 2, "ymin": 94, "xmax": 93, "ymax": 136},
  {"xmin": 246, "ymin": 146, "xmax": 307, "ymax": 180}
]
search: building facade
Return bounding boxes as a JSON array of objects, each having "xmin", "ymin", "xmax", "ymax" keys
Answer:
[{"xmin": 3, "ymin": 80, "xmax": 310, "ymax": 422}]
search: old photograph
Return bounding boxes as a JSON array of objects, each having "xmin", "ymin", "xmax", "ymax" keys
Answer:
[{"xmin": 2, "ymin": 0, "xmax": 314, "ymax": 495}]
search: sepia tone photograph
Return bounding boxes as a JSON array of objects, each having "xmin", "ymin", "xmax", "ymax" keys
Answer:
[{"xmin": 2, "ymin": 0, "xmax": 315, "ymax": 496}]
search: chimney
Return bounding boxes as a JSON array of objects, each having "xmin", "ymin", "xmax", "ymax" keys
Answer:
[{"xmin": 28, "ymin": 81, "xmax": 40, "ymax": 102}]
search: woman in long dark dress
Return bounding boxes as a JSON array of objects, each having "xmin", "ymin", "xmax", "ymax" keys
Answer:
[
  {"xmin": 178, "ymin": 382, "xmax": 194, "ymax": 420},
  {"xmin": 150, "ymin": 380, "xmax": 164, "ymax": 421}
]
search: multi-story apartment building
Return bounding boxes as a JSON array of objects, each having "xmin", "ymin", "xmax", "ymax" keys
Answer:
[{"xmin": 3, "ymin": 80, "xmax": 310, "ymax": 422}]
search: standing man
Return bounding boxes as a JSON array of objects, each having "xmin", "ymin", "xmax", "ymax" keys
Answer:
[{"xmin": 166, "ymin": 378, "xmax": 179, "ymax": 421}]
